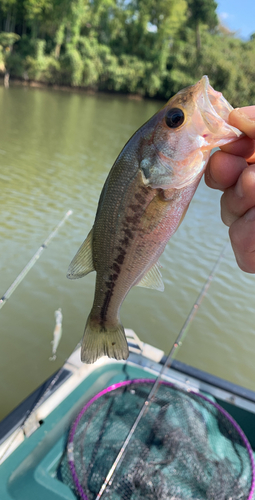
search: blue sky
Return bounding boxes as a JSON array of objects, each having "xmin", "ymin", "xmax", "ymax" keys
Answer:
[{"xmin": 217, "ymin": 0, "xmax": 255, "ymax": 39}]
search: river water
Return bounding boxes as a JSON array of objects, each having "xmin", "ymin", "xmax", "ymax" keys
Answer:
[{"xmin": 0, "ymin": 84, "xmax": 254, "ymax": 420}]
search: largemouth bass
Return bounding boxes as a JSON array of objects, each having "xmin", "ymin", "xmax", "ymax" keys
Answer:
[{"xmin": 67, "ymin": 76, "xmax": 241, "ymax": 364}]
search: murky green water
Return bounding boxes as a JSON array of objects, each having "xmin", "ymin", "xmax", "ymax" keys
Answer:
[{"xmin": 0, "ymin": 85, "xmax": 254, "ymax": 420}]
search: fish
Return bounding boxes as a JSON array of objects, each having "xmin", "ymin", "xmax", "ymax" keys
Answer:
[
  {"xmin": 49, "ymin": 308, "xmax": 63, "ymax": 361},
  {"xmin": 67, "ymin": 75, "xmax": 242, "ymax": 364}
]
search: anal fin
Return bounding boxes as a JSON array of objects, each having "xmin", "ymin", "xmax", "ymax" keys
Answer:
[
  {"xmin": 136, "ymin": 262, "xmax": 164, "ymax": 292},
  {"xmin": 67, "ymin": 228, "xmax": 95, "ymax": 279}
]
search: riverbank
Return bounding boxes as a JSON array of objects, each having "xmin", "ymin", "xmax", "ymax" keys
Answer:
[
  {"xmin": 0, "ymin": 75, "xmax": 144, "ymax": 100},
  {"xmin": 0, "ymin": 0, "xmax": 255, "ymax": 107}
]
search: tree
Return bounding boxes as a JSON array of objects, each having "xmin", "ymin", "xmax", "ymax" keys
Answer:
[
  {"xmin": 187, "ymin": 0, "xmax": 218, "ymax": 53},
  {"xmin": 0, "ymin": 0, "xmax": 253, "ymax": 104},
  {"xmin": 0, "ymin": 31, "xmax": 20, "ymax": 86}
]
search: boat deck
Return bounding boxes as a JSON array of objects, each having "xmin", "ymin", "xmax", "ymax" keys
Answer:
[{"xmin": 0, "ymin": 340, "xmax": 255, "ymax": 500}]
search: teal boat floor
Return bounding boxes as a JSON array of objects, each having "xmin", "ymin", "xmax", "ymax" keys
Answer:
[{"xmin": 0, "ymin": 361, "xmax": 254, "ymax": 500}]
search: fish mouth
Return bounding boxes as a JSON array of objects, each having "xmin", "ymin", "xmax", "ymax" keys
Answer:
[{"xmin": 196, "ymin": 75, "xmax": 242, "ymax": 143}]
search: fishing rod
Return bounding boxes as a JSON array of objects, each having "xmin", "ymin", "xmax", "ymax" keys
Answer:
[
  {"xmin": 96, "ymin": 240, "xmax": 229, "ymax": 499},
  {"xmin": 0, "ymin": 210, "xmax": 73, "ymax": 310}
]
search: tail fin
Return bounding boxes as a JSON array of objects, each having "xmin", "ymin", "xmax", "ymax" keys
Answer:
[{"xmin": 81, "ymin": 315, "xmax": 129, "ymax": 364}]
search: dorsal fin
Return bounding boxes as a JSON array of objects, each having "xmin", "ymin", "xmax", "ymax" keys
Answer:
[
  {"xmin": 67, "ymin": 229, "xmax": 95, "ymax": 279},
  {"xmin": 136, "ymin": 262, "xmax": 164, "ymax": 291}
]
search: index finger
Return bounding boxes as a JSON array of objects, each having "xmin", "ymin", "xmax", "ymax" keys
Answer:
[
  {"xmin": 219, "ymin": 135, "xmax": 255, "ymax": 159},
  {"xmin": 205, "ymin": 150, "xmax": 248, "ymax": 190}
]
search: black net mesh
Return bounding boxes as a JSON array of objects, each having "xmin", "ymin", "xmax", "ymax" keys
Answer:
[{"xmin": 58, "ymin": 380, "xmax": 254, "ymax": 500}]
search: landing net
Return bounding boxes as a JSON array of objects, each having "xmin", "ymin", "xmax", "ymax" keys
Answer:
[{"xmin": 59, "ymin": 379, "xmax": 255, "ymax": 499}]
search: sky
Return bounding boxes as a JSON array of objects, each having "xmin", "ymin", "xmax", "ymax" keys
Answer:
[{"xmin": 217, "ymin": 0, "xmax": 255, "ymax": 39}]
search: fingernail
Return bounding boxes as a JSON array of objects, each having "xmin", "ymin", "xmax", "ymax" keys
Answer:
[{"xmin": 244, "ymin": 207, "xmax": 255, "ymax": 221}]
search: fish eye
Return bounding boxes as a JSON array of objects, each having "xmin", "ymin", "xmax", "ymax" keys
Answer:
[{"xmin": 165, "ymin": 108, "xmax": 185, "ymax": 128}]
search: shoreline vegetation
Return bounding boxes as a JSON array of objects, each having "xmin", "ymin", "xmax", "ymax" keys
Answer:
[
  {"xmin": 0, "ymin": 75, "xmax": 146, "ymax": 100},
  {"xmin": 0, "ymin": 0, "xmax": 255, "ymax": 106}
]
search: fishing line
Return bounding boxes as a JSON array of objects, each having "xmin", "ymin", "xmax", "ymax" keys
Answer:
[
  {"xmin": 0, "ymin": 210, "xmax": 73, "ymax": 310},
  {"xmin": 95, "ymin": 240, "xmax": 229, "ymax": 499}
]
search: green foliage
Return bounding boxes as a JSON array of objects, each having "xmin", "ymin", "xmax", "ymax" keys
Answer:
[
  {"xmin": 25, "ymin": 54, "xmax": 60, "ymax": 82},
  {"xmin": 0, "ymin": 0, "xmax": 254, "ymax": 106},
  {"xmin": 5, "ymin": 51, "xmax": 25, "ymax": 76},
  {"xmin": 164, "ymin": 29, "xmax": 255, "ymax": 107},
  {"xmin": 187, "ymin": 0, "xmax": 218, "ymax": 29},
  {"xmin": 0, "ymin": 32, "xmax": 20, "ymax": 74},
  {"xmin": 24, "ymin": 39, "xmax": 60, "ymax": 82},
  {"xmin": 61, "ymin": 46, "xmax": 83, "ymax": 86},
  {"xmin": 16, "ymin": 35, "xmax": 38, "ymax": 58},
  {"xmin": 0, "ymin": 32, "xmax": 20, "ymax": 48}
]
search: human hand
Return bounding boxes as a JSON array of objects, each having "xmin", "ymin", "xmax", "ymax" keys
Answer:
[{"xmin": 205, "ymin": 106, "xmax": 255, "ymax": 273}]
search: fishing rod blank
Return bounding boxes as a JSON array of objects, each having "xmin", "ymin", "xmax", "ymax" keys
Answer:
[
  {"xmin": 0, "ymin": 210, "xmax": 73, "ymax": 310},
  {"xmin": 95, "ymin": 241, "xmax": 229, "ymax": 499}
]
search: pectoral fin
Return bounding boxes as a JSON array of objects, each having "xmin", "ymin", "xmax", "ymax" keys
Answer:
[
  {"xmin": 67, "ymin": 229, "xmax": 95, "ymax": 279},
  {"xmin": 136, "ymin": 262, "xmax": 164, "ymax": 292}
]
